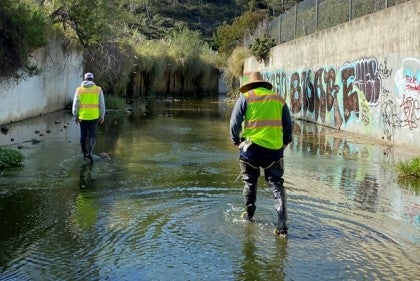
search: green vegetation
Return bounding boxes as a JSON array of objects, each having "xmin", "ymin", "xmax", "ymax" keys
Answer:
[
  {"xmin": 213, "ymin": 10, "xmax": 269, "ymax": 60},
  {"xmin": 213, "ymin": 10, "xmax": 273, "ymax": 96},
  {"xmin": 228, "ymin": 47, "xmax": 251, "ymax": 79},
  {"xmin": 317, "ymin": 0, "xmax": 348, "ymax": 30},
  {"xmin": 0, "ymin": 148, "xmax": 24, "ymax": 169},
  {"xmin": 105, "ymin": 96, "xmax": 127, "ymax": 110},
  {"xmin": 3, "ymin": 0, "xmax": 406, "ymax": 97},
  {"xmin": 249, "ymin": 35, "xmax": 276, "ymax": 63},
  {"xmin": 0, "ymin": 0, "xmax": 303, "ymax": 96},
  {"xmin": 396, "ymin": 157, "xmax": 420, "ymax": 179},
  {"xmin": 0, "ymin": 0, "xmax": 48, "ymax": 80},
  {"xmin": 396, "ymin": 157, "xmax": 420, "ymax": 194},
  {"xmin": 225, "ymin": 47, "xmax": 250, "ymax": 95},
  {"xmin": 131, "ymin": 27, "xmax": 219, "ymax": 97}
]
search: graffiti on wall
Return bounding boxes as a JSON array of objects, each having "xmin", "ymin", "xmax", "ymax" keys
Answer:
[
  {"xmin": 261, "ymin": 57, "xmax": 420, "ymax": 142},
  {"xmin": 394, "ymin": 58, "xmax": 420, "ymax": 130}
]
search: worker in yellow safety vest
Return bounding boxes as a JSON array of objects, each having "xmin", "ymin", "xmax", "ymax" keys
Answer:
[
  {"xmin": 72, "ymin": 72, "xmax": 106, "ymax": 163},
  {"xmin": 230, "ymin": 71, "xmax": 293, "ymax": 236}
]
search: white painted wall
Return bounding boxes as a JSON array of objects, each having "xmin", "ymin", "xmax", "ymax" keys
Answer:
[
  {"xmin": 0, "ymin": 39, "xmax": 83, "ymax": 125},
  {"xmin": 243, "ymin": 0, "xmax": 420, "ymax": 148}
]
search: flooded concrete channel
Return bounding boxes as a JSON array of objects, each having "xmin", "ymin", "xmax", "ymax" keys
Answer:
[{"xmin": 0, "ymin": 96, "xmax": 419, "ymax": 280}]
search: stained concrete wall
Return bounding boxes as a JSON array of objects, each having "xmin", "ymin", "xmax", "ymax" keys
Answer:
[
  {"xmin": 0, "ymin": 40, "xmax": 82, "ymax": 125},
  {"xmin": 243, "ymin": 0, "xmax": 420, "ymax": 148}
]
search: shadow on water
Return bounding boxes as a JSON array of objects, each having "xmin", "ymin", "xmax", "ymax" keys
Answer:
[{"xmin": 0, "ymin": 96, "xmax": 419, "ymax": 280}]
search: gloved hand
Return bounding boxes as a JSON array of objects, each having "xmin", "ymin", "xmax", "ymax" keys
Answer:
[{"xmin": 238, "ymin": 138, "xmax": 252, "ymax": 152}]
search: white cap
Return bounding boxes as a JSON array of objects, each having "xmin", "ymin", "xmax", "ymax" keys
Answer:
[{"xmin": 84, "ymin": 72, "xmax": 94, "ymax": 80}]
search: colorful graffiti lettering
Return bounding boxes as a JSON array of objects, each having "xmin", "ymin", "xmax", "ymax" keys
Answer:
[
  {"xmin": 394, "ymin": 58, "xmax": 420, "ymax": 130},
  {"xmin": 354, "ymin": 58, "xmax": 382, "ymax": 106},
  {"xmin": 406, "ymin": 76, "xmax": 420, "ymax": 92},
  {"xmin": 341, "ymin": 65, "xmax": 360, "ymax": 123},
  {"xmin": 262, "ymin": 71, "xmax": 287, "ymax": 100},
  {"xmin": 313, "ymin": 69, "xmax": 325, "ymax": 122},
  {"xmin": 261, "ymin": 56, "xmax": 419, "ymax": 142},
  {"xmin": 290, "ymin": 72, "xmax": 302, "ymax": 115}
]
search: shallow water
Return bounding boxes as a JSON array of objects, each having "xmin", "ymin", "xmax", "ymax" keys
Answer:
[{"xmin": 0, "ymin": 96, "xmax": 419, "ymax": 280}]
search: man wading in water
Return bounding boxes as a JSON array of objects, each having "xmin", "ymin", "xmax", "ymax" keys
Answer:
[
  {"xmin": 72, "ymin": 72, "xmax": 106, "ymax": 163},
  {"xmin": 230, "ymin": 71, "xmax": 293, "ymax": 236}
]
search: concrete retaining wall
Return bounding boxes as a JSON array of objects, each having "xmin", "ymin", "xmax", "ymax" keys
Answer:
[
  {"xmin": 243, "ymin": 0, "xmax": 420, "ymax": 148},
  {"xmin": 0, "ymin": 40, "xmax": 82, "ymax": 125}
]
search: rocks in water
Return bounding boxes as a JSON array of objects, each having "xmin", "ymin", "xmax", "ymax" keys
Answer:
[
  {"xmin": 98, "ymin": 152, "xmax": 110, "ymax": 159},
  {"xmin": 1, "ymin": 126, "xmax": 9, "ymax": 135}
]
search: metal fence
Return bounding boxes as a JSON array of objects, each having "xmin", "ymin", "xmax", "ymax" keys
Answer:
[{"xmin": 269, "ymin": 0, "xmax": 411, "ymax": 44}]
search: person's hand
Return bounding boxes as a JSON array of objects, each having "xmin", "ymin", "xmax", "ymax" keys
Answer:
[
  {"xmin": 99, "ymin": 117, "xmax": 104, "ymax": 124},
  {"xmin": 75, "ymin": 117, "xmax": 80, "ymax": 124}
]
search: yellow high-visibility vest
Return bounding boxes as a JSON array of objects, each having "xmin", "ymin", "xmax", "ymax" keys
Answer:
[
  {"xmin": 242, "ymin": 87, "xmax": 286, "ymax": 149},
  {"xmin": 77, "ymin": 85, "xmax": 101, "ymax": 120}
]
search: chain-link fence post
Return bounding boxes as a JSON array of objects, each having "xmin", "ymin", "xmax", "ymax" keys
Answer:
[
  {"xmin": 316, "ymin": 0, "xmax": 319, "ymax": 30},
  {"xmin": 279, "ymin": 14, "xmax": 282, "ymax": 43},
  {"xmin": 294, "ymin": 5, "xmax": 298, "ymax": 40}
]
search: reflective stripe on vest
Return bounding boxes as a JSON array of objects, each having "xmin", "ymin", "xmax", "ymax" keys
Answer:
[
  {"xmin": 242, "ymin": 88, "xmax": 285, "ymax": 150},
  {"xmin": 77, "ymin": 85, "xmax": 101, "ymax": 120}
]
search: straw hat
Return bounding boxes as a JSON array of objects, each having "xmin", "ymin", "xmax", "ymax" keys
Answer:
[{"xmin": 239, "ymin": 71, "xmax": 273, "ymax": 93}]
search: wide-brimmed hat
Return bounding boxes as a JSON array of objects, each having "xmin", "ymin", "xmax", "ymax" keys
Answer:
[{"xmin": 239, "ymin": 71, "xmax": 272, "ymax": 93}]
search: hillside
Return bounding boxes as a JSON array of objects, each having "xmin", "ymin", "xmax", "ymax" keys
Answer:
[{"xmin": 128, "ymin": 0, "xmax": 246, "ymax": 40}]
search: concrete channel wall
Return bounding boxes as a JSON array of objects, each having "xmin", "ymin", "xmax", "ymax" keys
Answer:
[
  {"xmin": 244, "ymin": 0, "xmax": 420, "ymax": 148},
  {"xmin": 0, "ymin": 40, "xmax": 82, "ymax": 125}
]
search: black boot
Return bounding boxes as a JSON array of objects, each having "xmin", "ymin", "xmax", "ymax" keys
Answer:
[
  {"xmin": 243, "ymin": 182, "xmax": 257, "ymax": 221},
  {"xmin": 81, "ymin": 140, "xmax": 89, "ymax": 160},
  {"xmin": 87, "ymin": 137, "xmax": 96, "ymax": 163},
  {"xmin": 243, "ymin": 203, "xmax": 256, "ymax": 221},
  {"xmin": 240, "ymin": 161, "xmax": 259, "ymax": 222},
  {"xmin": 274, "ymin": 188, "xmax": 287, "ymax": 235},
  {"xmin": 266, "ymin": 160, "xmax": 287, "ymax": 236}
]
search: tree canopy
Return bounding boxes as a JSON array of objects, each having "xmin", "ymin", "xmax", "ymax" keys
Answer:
[
  {"xmin": 0, "ymin": 0, "xmax": 48, "ymax": 79},
  {"xmin": 0, "ymin": 0, "xmax": 305, "ymax": 95}
]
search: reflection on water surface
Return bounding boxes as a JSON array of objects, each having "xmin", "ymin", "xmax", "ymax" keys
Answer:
[{"xmin": 0, "ymin": 97, "xmax": 418, "ymax": 280}]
